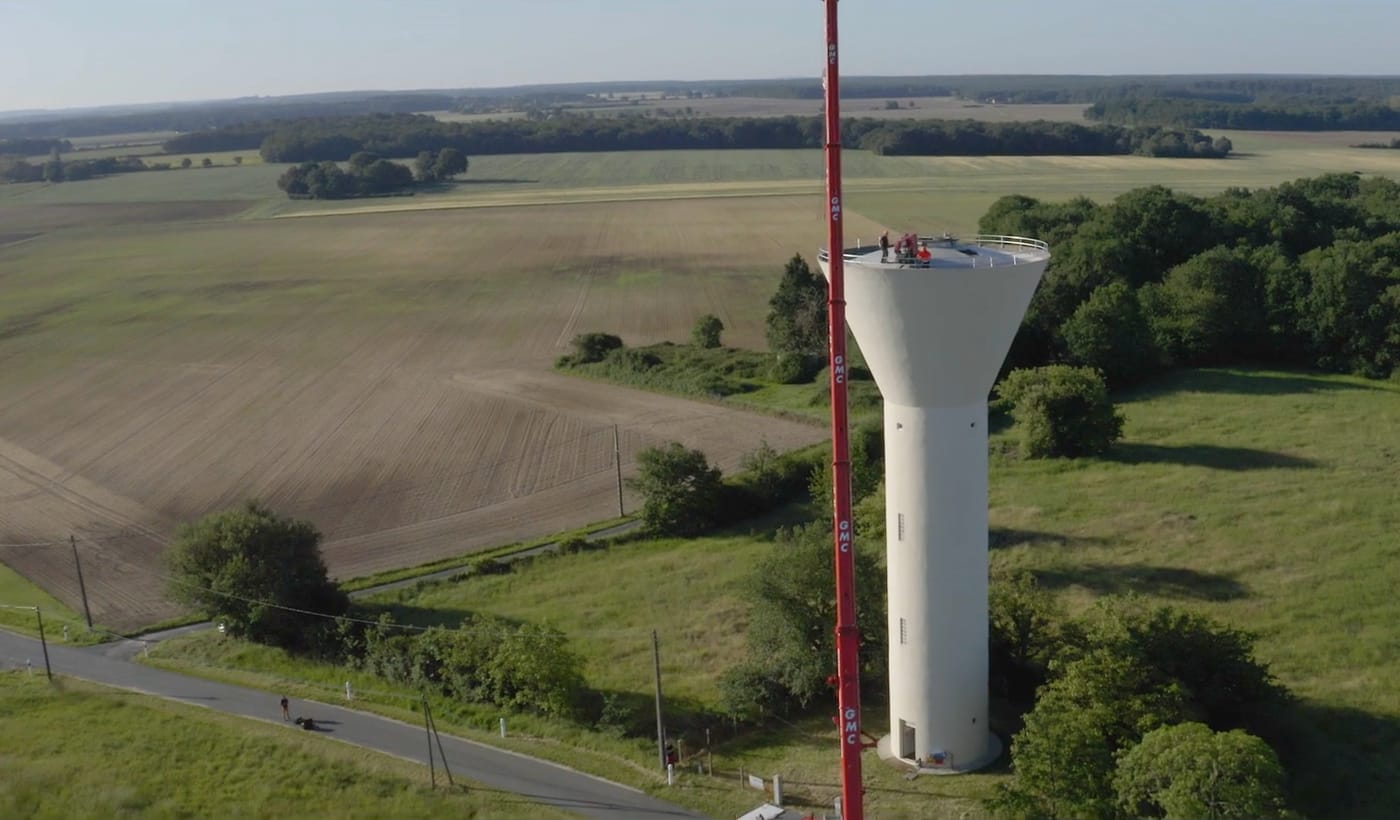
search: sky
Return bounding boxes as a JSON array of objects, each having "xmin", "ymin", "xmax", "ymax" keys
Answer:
[{"xmin": 2, "ymin": 0, "xmax": 1398, "ymax": 113}]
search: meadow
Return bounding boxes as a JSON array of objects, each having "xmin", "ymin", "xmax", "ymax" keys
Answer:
[
  {"xmin": 3, "ymin": 106, "xmax": 1399, "ymax": 816},
  {"xmin": 0, "ymin": 673, "xmax": 574, "ymax": 820},
  {"xmin": 2, "ymin": 121, "xmax": 1399, "ymax": 633},
  {"xmin": 144, "ymin": 368, "xmax": 1400, "ymax": 819}
]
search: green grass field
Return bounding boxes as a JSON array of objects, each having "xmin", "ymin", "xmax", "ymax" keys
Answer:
[
  {"xmin": 5, "ymin": 121, "xmax": 1400, "ymax": 817},
  {"xmin": 0, "ymin": 565, "xmax": 85, "ymax": 640},
  {"xmin": 0, "ymin": 673, "xmax": 574, "ymax": 820},
  {"xmin": 142, "ymin": 368, "xmax": 1400, "ymax": 818},
  {"xmin": 5, "ymin": 129, "xmax": 1399, "ymax": 226}
]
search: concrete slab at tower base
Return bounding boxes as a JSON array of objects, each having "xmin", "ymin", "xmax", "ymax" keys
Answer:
[{"xmin": 875, "ymin": 732, "xmax": 1003, "ymax": 775}]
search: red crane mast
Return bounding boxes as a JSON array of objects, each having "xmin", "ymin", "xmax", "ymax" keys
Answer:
[{"xmin": 822, "ymin": 2, "xmax": 865, "ymax": 819}]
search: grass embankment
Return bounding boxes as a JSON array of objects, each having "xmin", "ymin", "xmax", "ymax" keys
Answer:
[
  {"xmin": 146, "ymin": 368, "xmax": 1400, "ymax": 818},
  {"xmin": 0, "ymin": 566, "xmax": 89, "ymax": 643},
  {"xmin": 0, "ymin": 673, "xmax": 575, "ymax": 820}
]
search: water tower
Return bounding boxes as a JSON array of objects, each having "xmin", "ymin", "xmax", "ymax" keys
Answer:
[{"xmin": 819, "ymin": 234, "xmax": 1050, "ymax": 771}]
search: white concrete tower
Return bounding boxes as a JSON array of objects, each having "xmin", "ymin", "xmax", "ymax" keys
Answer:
[{"xmin": 819, "ymin": 234, "xmax": 1050, "ymax": 772}]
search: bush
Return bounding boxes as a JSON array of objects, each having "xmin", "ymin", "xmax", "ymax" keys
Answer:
[
  {"xmin": 605, "ymin": 347, "xmax": 661, "ymax": 372},
  {"xmin": 570, "ymin": 332, "xmax": 624, "ymax": 363},
  {"xmin": 721, "ymin": 523, "xmax": 887, "ymax": 719},
  {"xmin": 768, "ymin": 352, "xmax": 821, "ymax": 384},
  {"xmin": 557, "ymin": 535, "xmax": 591, "ymax": 554},
  {"xmin": 992, "ymin": 599, "xmax": 1289, "ymax": 820},
  {"xmin": 1062, "ymin": 281, "xmax": 1160, "ymax": 385},
  {"xmin": 165, "ymin": 500, "xmax": 347, "ymax": 652},
  {"xmin": 995, "ymin": 365, "xmax": 1124, "ymax": 458},
  {"xmin": 692, "ymin": 314, "xmax": 724, "ymax": 348},
  {"xmin": 1115, "ymin": 723, "xmax": 1288, "ymax": 820},
  {"xmin": 470, "ymin": 556, "xmax": 511, "ymax": 576},
  {"xmin": 627, "ymin": 442, "xmax": 724, "ymax": 536},
  {"xmin": 989, "ymin": 571, "xmax": 1063, "ymax": 703}
]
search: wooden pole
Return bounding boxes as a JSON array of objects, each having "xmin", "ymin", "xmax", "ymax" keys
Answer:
[
  {"xmin": 422, "ymin": 695, "xmax": 436, "ymax": 787},
  {"xmin": 653, "ymin": 629, "xmax": 666, "ymax": 770},
  {"xmin": 35, "ymin": 607, "xmax": 53, "ymax": 681},
  {"xmin": 614, "ymin": 424, "xmax": 625, "ymax": 517},
  {"xmin": 70, "ymin": 536, "xmax": 93, "ymax": 629},
  {"xmin": 426, "ymin": 700, "xmax": 455, "ymax": 787}
]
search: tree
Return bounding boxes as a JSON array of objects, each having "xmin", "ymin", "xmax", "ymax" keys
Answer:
[
  {"xmin": 628, "ymin": 442, "xmax": 724, "ymax": 536},
  {"xmin": 233, "ymin": 156, "xmax": 243, "ymax": 165},
  {"xmin": 991, "ymin": 650, "xmax": 1189, "ymax": 820},
  {"xmin": 721, "ymin": 522, "xmax": 886, "ymax": 719},
  {"xmin": 357, "ymin": 159, "xmax": 414, "ymax": 195},
  {"xmin": 180, "ymin": 157, "xmax": 192, "ymax": 169},
  {"xmin": 1144, "ymin": 245, "xmax": 1267, "ymax": 366},
  {"xmin": 1295, "ymin": 234, "xmax": 1400, "ymax": 377},
  {"xmin": 995, "ymin": 365, "xmax": 1124, "ymax": 458},
  {"xmin": 990, "ymin": 571, "xmax": 1063, "ymax": 702},
  {"xmin": 413, "ymin": 150, "xmax": 437, "ymax": 182},
  {"xmin": 166, "ymin": 500, "xmax": 348, "ymax": 650},
  {"xmin": 569, "ymin": 332, "xmax": 623, "ymax": 363},
  {"xmin": 692, "ymin": 314, "xmax": 724, "ymax": 348},
  {"xmin": 200, "ymin": 157, "xmax": 213, "ymax": 168},
  {"xmin": 347, "ymin": 150, "xmax": 381, "ymax": 171},
  {"xmin": 1062, "ymin": 281, "xmax": 1159, "ymax": 385},
  {"xmin": 1115, "ymin": 723, "xmax": 1288, "ymax": 820},
  {"xmin": 1070, "ymin": 600, "xmax": 1285, "ymax": 732},
  {"xmin": 484, "ymin": 623, "xmax": 586, "ymax": 718},
  {"xmin": 432, "ymin": 147, "xmax": 468, "ymax": 180},
  {"xmin": 765, "ymin": 254, "xmax": 827, "ymax": 360}
]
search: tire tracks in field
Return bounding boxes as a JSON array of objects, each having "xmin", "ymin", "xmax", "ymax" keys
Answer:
[
  {"xmin": 0, "ymin": 440, "xmax": 167, "ymax": 544},
  {"xmin": 267, "ymin": 321, "xmax": 420, "ymax": 508},
  {"xmin": 553, "ymin": 273, "xmax": 593, "ymax": 350},
  {"xmin": 53, "ymin": 320, "xmax": 307, "ymax": 483}
]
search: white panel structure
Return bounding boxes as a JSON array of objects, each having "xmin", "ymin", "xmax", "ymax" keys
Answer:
[{"xmin": 820, "ymin": 235, "xmax": 1050, "ymax": 772}]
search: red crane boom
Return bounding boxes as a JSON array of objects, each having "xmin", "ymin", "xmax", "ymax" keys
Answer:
[{"xmin": 822, "ymin": 2, "xmax": 864, "ymax": 819}]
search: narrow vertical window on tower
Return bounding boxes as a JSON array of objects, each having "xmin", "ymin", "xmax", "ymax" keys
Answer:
[
  {"xmin": 897, "ymin": 513, "xmax": 905, "ymax": 541},
  {"xmin": 899, "ymin": 617, "xmax": 908, "ymax": 645}
]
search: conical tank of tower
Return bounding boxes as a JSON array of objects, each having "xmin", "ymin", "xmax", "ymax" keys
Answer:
[{"xmin": 819, "ymin": 234, "xmax": 1049, "ymax": 772}]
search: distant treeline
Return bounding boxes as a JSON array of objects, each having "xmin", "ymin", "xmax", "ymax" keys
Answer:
[
  {"xmin": 163, "ymin": 113, "xmax": 1230, "ymax": 161},
  {"xmin": 8, "ymin": 75, "xmax": 1399, "ymax": 141},
  {"xmin": 1355, "ymin": 138, "xmax": 1400, "ymax": 149},
  {"xmin": 1, "ymin": 154, "xmax": 155, "ymax": 183},
  {"xmin": 980, "ymin": 173, "xmax": 1400, "ymax": 382},
  {"xmin": 699, "ymin": 75, "xmax": 1400, "ymax": 105},
  {"xmin": 1088, "ymin": 99, "xmax": 1400, "ymax": 130},
  {"xmin": 0, "ymin": 137, "xmax": 74, "ymax": 156},
  {"xmin": 0, "ymin": 93, "xmax": 461, "ymax": 141}
]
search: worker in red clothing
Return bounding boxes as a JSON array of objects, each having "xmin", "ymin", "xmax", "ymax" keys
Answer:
[{"xmin": 916, "ymin": 243, "xmax": 932, "ymax": 264}]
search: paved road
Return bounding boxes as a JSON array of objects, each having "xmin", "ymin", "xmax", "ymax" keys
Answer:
[{"xmin": 0, "ymin": 630, "xmax": 704, "ymax": 820}]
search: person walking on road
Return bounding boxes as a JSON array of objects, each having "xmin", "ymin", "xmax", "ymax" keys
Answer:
[{"xmin": 280, "ymin": 695, "xmax": 290, "ymax": 721}]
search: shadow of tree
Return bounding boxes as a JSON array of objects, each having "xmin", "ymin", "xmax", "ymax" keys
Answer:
[
  {"xmin": 1033, "ymin": 564, "xmax": 1249, "ymax": 601},
  {"xmin": 1108, "ymin": 443, "xmax": 1319, "ymax": 471},
  {"xmin": 1123, "ymin": 368, "xmax": 1376, "ymax": 400},
  {"xmin": 989, "ymin": 528, "xmax": 1106, "ymax": 551},
  {"xmin": 1266, "ymin": 699, "xmax": 1400, "ymax": 819}
]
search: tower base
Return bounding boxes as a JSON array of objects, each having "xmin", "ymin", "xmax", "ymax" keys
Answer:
[{"xmin": 875, "ymin": 732, "xmax": 1003, "ymax": 776}]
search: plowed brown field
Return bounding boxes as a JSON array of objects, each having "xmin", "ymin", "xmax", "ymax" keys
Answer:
[{"xmin": 0, "ymin": 196, "xmax": 861, "ymax": 630}]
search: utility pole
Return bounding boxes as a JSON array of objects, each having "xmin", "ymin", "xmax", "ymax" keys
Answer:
[
  {"xmin": 35, "ymin": 607, "xmax": 53, "ymax": 681},
  {"xmin": 424, "ymin": 698, "xmax": 454, "ymax": 787},
  {"xmin": 70, "ymin": 536, "xmax": 93, "ymax": 629},
  {"xmin": 422, "ymin": 694, "xmax": 437, "ymax": 787},
  {"xmin": 652, "ymin": 629, "xmax": 666, "ymax": 770},
  {"xmin": 614, "ymin": 424, "xmax": 625, "ymax": 517}
]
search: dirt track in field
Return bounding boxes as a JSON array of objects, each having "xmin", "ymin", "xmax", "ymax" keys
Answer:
[{"xmin": 0, "ymin": 197, "xmax": 842, "ymax": 631}]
